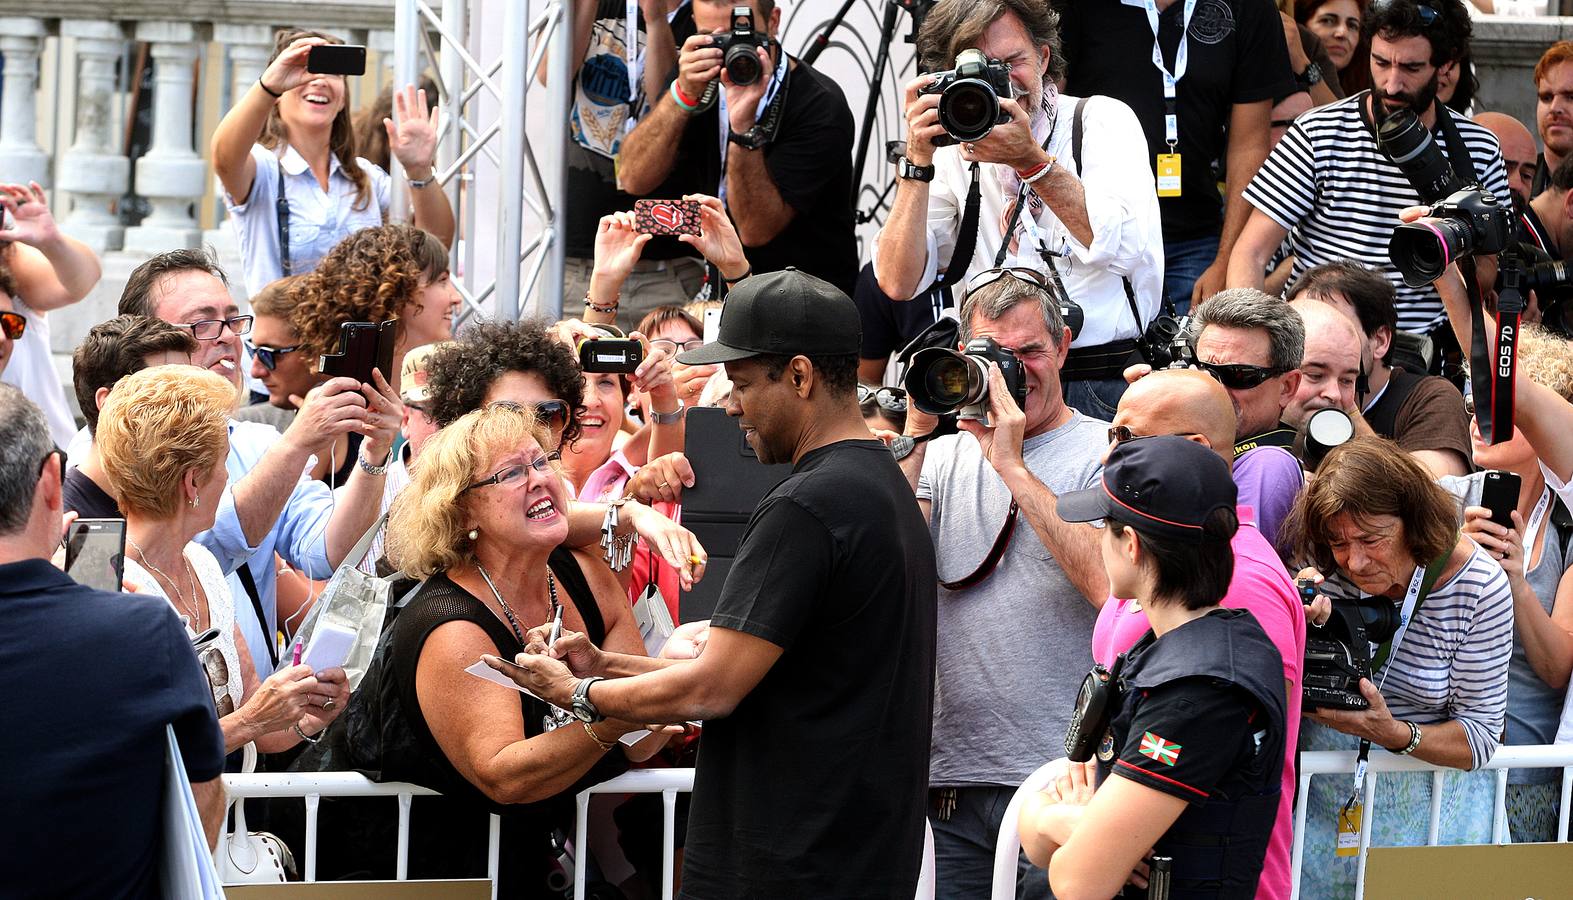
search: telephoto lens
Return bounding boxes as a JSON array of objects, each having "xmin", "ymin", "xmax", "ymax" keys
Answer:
[
  {"xmin": 1389, "ymin": 187, "xmax": 1513, "ymax": 287},
  {"xmin": 1301, "ymin": 407, "xmax": 1354, "ymax": 471},
  {"xmin": 1377, "ymin": 107, "xmax": 1463, "ymax": 203}
]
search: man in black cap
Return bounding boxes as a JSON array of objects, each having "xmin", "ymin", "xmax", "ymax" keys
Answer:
[{"xmin": 493, "ymin": 269, "xmax": 938, "ymax": 898}]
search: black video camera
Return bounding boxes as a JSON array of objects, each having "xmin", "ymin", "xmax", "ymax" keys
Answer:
[
  {"xmin": 711, "ymin": 6, "xmax": 768, "ymax": 86},
  {"xmin": 1301, "ymin": 585, "xmax": 1401, "ymax": 710},
  {"xmin": 1135, "ymin": 314, "xmax": 1196, "ymax": 371},
  {"xmin": 921, "ymin": 49, "xmax": 1013, "ymax": 146},
  {"xmin": 1389, "ymin": 187, "xmax": 1514, "ymax": 288},
  {"xmin": 904, "ymin": 336, "xmax": 1027, "ymax": 425}
]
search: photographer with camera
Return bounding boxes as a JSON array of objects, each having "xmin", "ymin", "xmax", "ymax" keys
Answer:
[
  {"xmin": 1020, "ymin": 436, "xmax": 1286, "ymax": 900},
  {"xmin": 896, "ymin": 270, "xmax": 1109, "ymax": 898},
  {"xmin": 1288, "ymin": 261, "xmax": 1474, "ymax": 475},
  {"xmin": 1284, "ymin": 437, "xmax": 1512, "ymax": 898},
  {"xmin": 615, "ymin": 0, "xmax": 858, "ymax": 296},
  {"xmin": 1515, "ymin": 155, "xmax": 1573, "ymax": 336},
  {"xmin": 874, "ymin": 0, "xmax": 1164, "ymax": 420},
  {"xmin": 1227, "ymin": 0, "xmax": 1508, "ymax": 342}
]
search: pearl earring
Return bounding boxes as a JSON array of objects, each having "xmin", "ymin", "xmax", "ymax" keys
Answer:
[{"xmin": 468, "ymin": 528, "xmax": 479, "ymax": 540}]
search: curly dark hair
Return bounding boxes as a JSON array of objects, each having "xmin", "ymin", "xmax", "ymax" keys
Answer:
[
  {"xmin": 1362, "ymin": 0, "xmax": 1470, "ymax": 68},
  {"xmin": 423, "ymin": 319, "xmax": 586, "ymax": 445},
  {"xmin": 289, "ymin": 224, "xmax": 448, "ymax": 370},
  {"xmin": 917, "ymin": 0, "xmax": 1065, "ymax": 83},
  {"xmin": 261, "ymin": 28, "xmax": 372, "ymax": 211}
]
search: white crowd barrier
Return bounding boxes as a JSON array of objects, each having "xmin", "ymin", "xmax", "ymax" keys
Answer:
[
  {"xmin": 988, "ymin": 745, "xmax": 1573, "ymax": 900},
  {"xmin": 224, "ymin": 767, "xmax": 935, "ymax": 900}
]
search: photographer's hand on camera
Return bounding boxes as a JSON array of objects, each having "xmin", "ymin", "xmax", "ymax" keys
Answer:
[
  {"xmin": 722, "ymin": 44, "xmax": 774, "ymax": 133},
  {"xmin": 961, "ymin": 97, "xmax": 1048, "ymax": 176},
  {"xmin": 957, "ymin": 363, "xmax": 1029, "ymax": 480},
  {"xmin": 1296, "ymin": 567, "xmax": 1333, "ymax": 627},
  {"xmin": 900, "ymin": 76, "xmax": 945, "ymax": 168},
  {"xmin": 676, "ymin": 34, "xmax": 723, "ymax": 110},
  {"xmin": 1306, "ymin": 677, "xmax": 1412, "ymax": 750}
]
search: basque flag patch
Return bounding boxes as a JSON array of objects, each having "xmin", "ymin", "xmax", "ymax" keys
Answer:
[{"xmin": 1138, "ymin": 731, "xmax": 1182, "ymax": 766}]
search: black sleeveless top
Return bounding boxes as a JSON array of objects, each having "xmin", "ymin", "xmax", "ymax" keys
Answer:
[{"xmin": 287, "ymin": 547, "xmax": 628, "ymax": 889}]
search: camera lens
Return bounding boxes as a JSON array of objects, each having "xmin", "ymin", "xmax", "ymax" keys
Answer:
[
  {"xmin": 1377, "ymin": 108, "xmax": 1462, "ymax": 203},
  {"xmin": 1355, "ymin": 599, "xmax": 1402, "ymax": 643},
  {"xmin": 725, "ymin": 44, "xmax": 761, "ymax": 86},
  {"xmin": 938, "ymin": 79, "xmax": 1000, "ymax": 143},
  {"xmin": 1389, "ymin": 218, "xmax": 1473, "ymax": 288},
  {"xmin": 905, "ymin": 348, "xmax": 987, "ymax": 415}
]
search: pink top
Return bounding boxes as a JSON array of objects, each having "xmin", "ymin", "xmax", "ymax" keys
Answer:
[{"xmin": 1090, "ymin": 507, "xmax": 1305, "ymax": 900}]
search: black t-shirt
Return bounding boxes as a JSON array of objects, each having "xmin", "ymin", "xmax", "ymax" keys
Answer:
[
  {"xmin": 1057, "ymin": 0, "xmax": 1295, "ymax": 243},
  {"xmin": 565, "ymin": 0, "xmax": 702, "ymax": 262},
  {"xmin": 63, "ymin": 466, "xmax": 121, "ymax": 518},
  {"xmin": 659, "ymin": 52, "xmax": 860, "ymax": 296},
  {"xmin": 0, "ymin": 559, "xmax": 226, "ymax": 899},
  {"xmin": 679, "ymin": 440, "xmax": 937, "ymax": 900}
]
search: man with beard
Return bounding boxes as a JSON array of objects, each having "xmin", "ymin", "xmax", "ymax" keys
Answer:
[
  {"xmin": 1531, "ymin": 42, "xmax": 1573, "ymax": 201},
  {"xmin": 1227, "ymin": 0, "xmax": 1507, "ymax": 340},
  {"xmin": 874, "ymin": 0, "xmax": 1163, "ymax": 419}
]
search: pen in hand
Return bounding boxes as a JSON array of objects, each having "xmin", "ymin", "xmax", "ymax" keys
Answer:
[{"xmin": 548, "ymin": 604, "xmax": 563, "ymax": 651}]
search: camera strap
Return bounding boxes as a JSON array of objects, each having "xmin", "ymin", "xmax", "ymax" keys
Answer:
[
  {"xmin": 1348, "ymin": 552, "xmax": 1448, "ymax": 800},
  {"xmin": 939, "ymin": 500, "xmax": 1018, "ymax": 592},
  {"xmin": 276, "ymin": 160, "xmax": 292, "ymax": 277},
  {"xmin": 1462, "ymin": 261, "xmax": 1521, "ymax": 444}
]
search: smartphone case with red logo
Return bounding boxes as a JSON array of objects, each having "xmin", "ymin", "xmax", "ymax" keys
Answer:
[{"xmin": 634, "ymin": 199, "xmax": 702, "ymax": 237}]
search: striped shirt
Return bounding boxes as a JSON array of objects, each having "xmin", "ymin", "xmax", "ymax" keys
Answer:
[
  {"xmin": 1244, "ymin": 94, "xmax": 1509, "ymax": 333},
  {"xmin": 1326, "ymin": 543, "xmax": 1513, "ymax": 768}
]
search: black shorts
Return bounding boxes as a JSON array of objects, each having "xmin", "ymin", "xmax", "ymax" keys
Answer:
[{"xmin": 851, "ymin": 262, "xmax": 952, "ymax": 360}]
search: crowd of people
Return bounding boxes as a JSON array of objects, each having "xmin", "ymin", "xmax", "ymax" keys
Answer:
[{"xmin": 4, "ymin": 0, "xmax": 1573, "ymax": 898}]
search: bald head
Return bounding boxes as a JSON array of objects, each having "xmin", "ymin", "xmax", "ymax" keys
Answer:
[
  {"xmin": 1474, "ymin": 112, "xmax": 1538, "ymax": 211},
  {"xmin": 1285, "ymin": 299, "xmax": 1364, "ymax": 428},
  {"xmin": 1114, "ymin": 369, "xmax": 1237, "ymax": 467}
]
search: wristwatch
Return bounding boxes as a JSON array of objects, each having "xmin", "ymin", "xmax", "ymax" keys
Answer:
[
  {"xmin": 1296, "ymin": 62, "xmax": 1323, "ymax": 90},
  {"xmin": 728, "ymin": 126, "xmax": 769, "ymax": 151},
  {"xmin": 649, "ymin": 398, "xmax": 685, "ymax": 426},
  {"xmin": 571, "ymin": 676, "xmax": 606, "ymax": 723},
  {"xmin": 898, "ymin": 157, "xmax": 935, "ymax": 183}
]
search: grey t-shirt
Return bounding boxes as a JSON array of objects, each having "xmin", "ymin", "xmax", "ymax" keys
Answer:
[{"xmin": 918, "ymin": 410, "xmax": 1109, "ymax": 786}]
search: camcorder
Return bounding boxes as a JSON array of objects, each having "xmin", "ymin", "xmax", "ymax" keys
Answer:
[
  {"xmin": 711, "ymin": 7, "xmax": 768, "ymax": 86},
  {"xmin": 922, "ymin": 49, "xmax": 1013, "ymax": 146},
  {"xmin": 1389, "ymin": 187, "xmax": 1514, "ymax": 288},
  {"xmin": 1301, "ymin": 581, "xmax": 1401, "ymax": 710},
  {"xmin": 1134, "ymin": 314, "xmax": 1196, "ymax": 371},
  {"xmin": 904, "ymin": 336, "xmax": 1027, "ymax": 425}
]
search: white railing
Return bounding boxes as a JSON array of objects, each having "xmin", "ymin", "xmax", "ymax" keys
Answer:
[{"xmin": 990, "ymin": 745, "xmax": 1573, "ymax": 900}]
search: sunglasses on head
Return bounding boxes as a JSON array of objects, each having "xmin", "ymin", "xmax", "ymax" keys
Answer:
[
  {"xmin": 0, "ymin": 311, "xmax": 25, "ymax": 340},
  {"xmin": 487, "ymin": 398, "xmax": 571, "ymax": 431},
  {"xmin": 1198, "ymin": 361, "xmax": 1289, "ymax": 390},
  {"xmin": 858, "ymin": 384, "xmax": 908, "ymax": 414},
  {"xmin": 245, "ymin": 339, "xmax": 301, "ymax": 371},
  {"xmin": 1369, "ymin": 0, "xmax": 1438, "ymax": 25},
  {"xmin": 964, "ymin": 266, "xmax": 1050, "ymax": 297}
]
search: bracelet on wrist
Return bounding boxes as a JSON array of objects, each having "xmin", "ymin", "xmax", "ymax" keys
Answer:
[
  {"xmin": 259, "ymin": 78, "xmax": 284, "ymax": 99},
  {"xmin": 294, "ymin": 723, "xmax": 322, "ymax": 745},
  {"xmin": 582, "ymin": 721, "xmax": 617, "ymax": 752},
  {"xmin": 723, "ymin": 265, "xmax": 753, "ymax": 284},
  {"xmin": 670, "ymin": 81, "xmax": 700, "ymax": 112},
  {"xmin": 585, "ymin": 292, "xmax": 620, "ymax": 315},
  {"xmin": 357, "ymin": 448, "xmax": 391, "ymax": 476},
  {"xmin": 1392, "ymin": 721, "xmax": 1423, "ymax": 756},
  {"xmin": 1019, "ymin": 158, "xmax": 1054, "ymax": 185}
]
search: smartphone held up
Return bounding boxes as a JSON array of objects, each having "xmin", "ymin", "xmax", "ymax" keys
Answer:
[{"xmin": 634, "ymin": 200, "xmax": 702, "ymax": 238}]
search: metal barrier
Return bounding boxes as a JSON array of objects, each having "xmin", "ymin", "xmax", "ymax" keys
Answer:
[{"xmin": 989, "ymin": 745, "xmax": 1573, "ymax": 900}]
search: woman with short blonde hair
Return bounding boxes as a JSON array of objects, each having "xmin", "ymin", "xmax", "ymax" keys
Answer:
[{"xmin": 98, "ymin": 365, "xmax": 348, "ymax": 759}]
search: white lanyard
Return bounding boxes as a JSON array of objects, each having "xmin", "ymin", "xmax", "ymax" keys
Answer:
[
  {"xmin": 1523, "ymin": 485, "xmax": 1553, "ymax": 567},
  {"xmin": 625, "ymin": 0, "xmax": 640, "ymax": 131},
  {"xmin": 1351, "ymin": 561, "xmax": 1433, "ymax": 793},
  {"xmin": 1141, "ymin": 0, "xmax": 1197, "ymax": 149},
  {"xmin": 716, "ymin": 54, "xmax": 786, "ymax": 198}
]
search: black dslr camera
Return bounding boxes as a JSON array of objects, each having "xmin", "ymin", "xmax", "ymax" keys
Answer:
[
  {"xmin": 711, "ymin": 6, "xmax": 768, "ymax": 86},
  {"xmin": 904, "ymin": 336, "xmax": 1027, "ymax": 425},
  {"xmin": 1301, "ymin": 581, "xmax": 1402, "ymax": 710},
  {"xmin": 1500, "ymin": 243, "xmax": 1573, "ymax": 339},
  {"xmin": 1134, "ymin": 314, "xmax": 1196, "ymax": 371},
  {"xmin": 1389, "ymin": 187, "xmax": 1514, "ymax": 288},
  {"xmin": 921, "ymin": 49, "xmax": 1013, "ymax": 146}
]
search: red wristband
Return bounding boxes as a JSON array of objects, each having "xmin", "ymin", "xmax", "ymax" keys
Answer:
[
  {"xmin": 1016, "ymin": 161, "xmax": 1049, "ymax": 181},
  {"xmin": 673, "ymin": 83, "xmax": 699, "ymax": 108}
]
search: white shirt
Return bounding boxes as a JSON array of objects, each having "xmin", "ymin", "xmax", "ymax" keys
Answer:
[
  {"xmin": 874, "ymin": 92, "xmax": 1165, "ymax": 348},
  {"xmin": 0, "ymin": 295, "xmax": 77, "ymax": 448},
  {"xmin": 225, "ymin": 143, "xmax": 393, "ymax": 298}
]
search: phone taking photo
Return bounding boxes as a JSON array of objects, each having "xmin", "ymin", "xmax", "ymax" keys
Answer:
[
  {"xmin": 1480, "ymin": 470, "xmax": 1522, "ymax": 531},
  {"xmin": 306, "ymin": 44, "xmax": 367, "ymax": 77},
  {"xmin": 633, "ymin": 199, "xmax": 702, "ymax": 237},
  {"xmin": 65, "ymin": 518, "xmax": 127, "ymax": 593},
  {"xmin": 319, "ymin": 319, "xmax": 398, "ymax": 386}
]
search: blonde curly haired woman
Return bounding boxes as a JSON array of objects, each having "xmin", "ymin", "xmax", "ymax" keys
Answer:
[{"xmin": 97, "ymin": 365, "xmax": 348, "ymax": 758}]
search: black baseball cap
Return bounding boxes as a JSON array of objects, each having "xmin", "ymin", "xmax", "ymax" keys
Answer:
[
  {"xmin": 677, "ymin": 268, "xmax": 862, "ymax": 366},
  {"xmin": 1057, "ymin": 435, "xmax": 1237, "ymax": 542}
]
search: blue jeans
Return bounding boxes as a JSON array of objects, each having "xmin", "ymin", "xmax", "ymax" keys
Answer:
[
  {"xmin": 1063, "ymin": 376, "xmax": 1127, "ymax": 422},
  {"xmin": 1163, "ymin": 233, "xmax": 1221, "ymax": 317},
  {"xmin": 931, "ymin": 786, "xmax": 1053, "ymax": 900}
]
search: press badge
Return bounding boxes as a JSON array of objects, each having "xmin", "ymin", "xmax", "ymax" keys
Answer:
[
  {"xmin": 1335, "ymin": 802, "xmax": 1363, "ymax": 857},
  {"xmin": 1156, "ymin": 154, "xmax": 1182, "ymax": 197}
]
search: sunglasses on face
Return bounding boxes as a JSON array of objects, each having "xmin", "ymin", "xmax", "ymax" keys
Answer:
[
  {"xmin": 464, "ymin": 450, "xmax": 562, "ymax": 492},
  {"xmin": 486, "ymin": 397, "xmax": 570, "ymax": 431},
  {"xmin": 0, "ymin": 311, "xmax": 25, "ymax": 340},
  {"xmin": 245, "ymin": 339, "xmax": 301, "ymax": 371},
  {"xmin": 1198, "ymin": 361, "xmax": 1289, "ymax": 390},
  {"xmin": 858, "ymin": 384, "xmax": 909, "ymax": 414},
  {"xmin": 1108, "ymin": 424, "xmax": 1203, "ymax": 445},
  {"xmin": 185, "ymin": 314, "xmax": 253, "ymax": 342}
]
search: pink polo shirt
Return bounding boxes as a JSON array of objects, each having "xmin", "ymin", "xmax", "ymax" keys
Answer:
[{"xmin": 1090, "ymin": 507, "xmax": 1305, "ymax": 900}]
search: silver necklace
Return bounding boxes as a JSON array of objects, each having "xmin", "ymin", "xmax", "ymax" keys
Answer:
[
  {"xmin": 128, "ymin": 537, "xmax": 200, "ymax": 627},
  {"xmin": 475, "ymin": 562, "xmax": 567, "ymax": 731}
]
